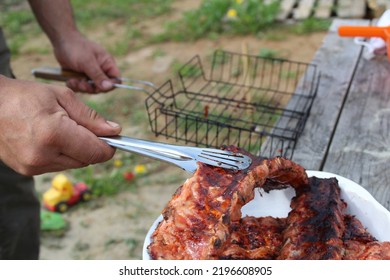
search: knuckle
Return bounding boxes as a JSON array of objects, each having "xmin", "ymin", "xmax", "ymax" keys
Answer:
[
  {"xmin": 87, "ymin": 107, "xmax": 99, "ymax": 120},
  {"xmin": 57, "ymin": 86, "xmax": 77, "ymax": 102},
  {"xmin": 17, "ymin": 150, "xmax": 46, "ymax": 176},
  {"xmin": 61, "ymin": 87, "xmax": 75, "ymax": 98},
  {"xmin": 38, "ymin": 127, "xmax": 61, "ymax": 147}
]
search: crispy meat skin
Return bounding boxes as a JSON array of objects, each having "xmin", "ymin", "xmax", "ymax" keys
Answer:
[
  {"xmin": 148, "ymin": 148, "xmax": 308, "ymax": 260},
  {"xmin": 342, "ymin": 215, "xmax": 390, "ymax": 260},
  {"xmin": 343, "ymin": 215, "xmax": 376, "ymax": 243},
  {"xmin": 278, "ymin": 177, "xmax": 346, "ymax": 260},
  {"xmin": 344, "ymin": 241, "xmax": 390, "ymax": 260},
  {"xmin": 220, "ymin": 216, "xmax": 286, "ymax": 260}
]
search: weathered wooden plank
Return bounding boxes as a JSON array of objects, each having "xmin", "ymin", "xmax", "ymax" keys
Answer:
[
  {"xmin": 277, "ymin": 0, "xmax": 297, "ymax": 21},
  {"xmin": 322, "ymin": 52, "xmax": 390, "ymax": 211},
  {"xmin": 375, "ymin": 0, "xmax": 390, "ymax": 9},
  {"xmin": 371, "ymin": 0, "xmax": 390, "ymax": 18},
  {"xmin": 291, "ymin": 19, "xmax": 369, "ymax": 170},
  {"xmin": 337, "ymin": 0, "xmax": 366, "ymax": 18},
  {"xmin": 293, "ymin": 0, "xmax": 316, "ymax": 20},
  {"xmin": 314, "ymin": 0, "xmax": 335, "ymax": 19}
]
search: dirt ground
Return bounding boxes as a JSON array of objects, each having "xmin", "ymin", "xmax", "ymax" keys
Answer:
[{"xmin": 10, "ymin": 2, "xmax": 327, "ymax": 260}]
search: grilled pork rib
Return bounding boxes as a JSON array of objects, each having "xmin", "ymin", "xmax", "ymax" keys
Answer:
[
  {"xmin": 343, "ymin": 215, "xmax": 376, "ymax": 243},
  {"xmin": 220, "ymin": 216, "xmax": 286, "ymax": 259},
  {"xmin": 342, "ymin": 215, "xmax": 390, "ymax": 259},
  {"xmin": 148, "ymin": 148, "xmax": 309, "ymax": 260},
  {"xmin": 147, "ymin": 148, "xmax": 390, "ymax": 260},
  {"xmin": 278, "ymin": 177, "xmax": 346, "ymax": 260},
  {"xmin": 344, "ymin": 241, "xmax": 390, "ymax": 259}
]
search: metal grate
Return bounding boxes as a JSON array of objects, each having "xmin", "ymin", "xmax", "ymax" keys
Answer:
[{"xmin": 145, "ymin": 50, "xmax": 320, "ymax": 158}]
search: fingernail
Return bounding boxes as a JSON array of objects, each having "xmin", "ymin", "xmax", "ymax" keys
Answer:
[
  {"xmin": 106, "ymin": 120, "xmax": 120, "ymax": 128},
  {"xmin": 101, "ymin": 80, "xmax": 113, "ymax": 90}
]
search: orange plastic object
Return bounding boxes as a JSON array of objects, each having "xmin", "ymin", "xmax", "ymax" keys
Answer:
[{"xmin": 338, "ymin": 26, "xmax": 390, "ymax": 60}]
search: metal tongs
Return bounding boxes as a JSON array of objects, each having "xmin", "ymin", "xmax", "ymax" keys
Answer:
[
  {"xmin": 31, "ymin": 67, "xmax": 252, "ymax": 172},
  {"xmin": 100, "ymin": 136, "xmax": 252, "ymax": 173},
  {"xmin": 31, "ymin": 67, "xmax": 156, "ymax": 92}
]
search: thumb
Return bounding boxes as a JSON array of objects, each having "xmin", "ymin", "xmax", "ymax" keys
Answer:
[
  {"xmin": 84, "ymin": 61, "xmax": 114, "ymax": 92},
  {"xmin": 58, "ymin": 89, "xmax": 122, "ymax": 136}
]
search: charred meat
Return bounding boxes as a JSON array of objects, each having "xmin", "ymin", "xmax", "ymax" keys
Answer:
[{"xmin": 147, "ymin": 148, "xmax": 390, "ymax": 260}]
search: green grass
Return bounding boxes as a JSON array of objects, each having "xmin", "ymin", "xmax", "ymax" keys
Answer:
[
  {"xmin": 258, "ymin": 48, "xmax": 283, "ymax": 59},
  {"xmin": 1, "ymin": 1, "xmax": 329, "ymax": 56},
  {"xmin": 70, "ymin": 0, "xmax": 172, "ymax": 28},
  {"xmin": 1, "ymin": 0, "xmax": 173, "ymax": 55},
  {"xmin": 71, "ymin": 154, "xmax": 136, "ymax": 197},
  {"xmin": 0, "ymin": 8, "xmax": 40, "ymax": 55},
  {"xmin": 172, "ymin": 60, "xmax": 203, "ymax": 78},
  {"xmin": 290, "ymin": 18, "xmax": 331, "ymax": 34},
  {"xmin": 152, "ymin": 0, "xmax": 280, "ymax": 42}
]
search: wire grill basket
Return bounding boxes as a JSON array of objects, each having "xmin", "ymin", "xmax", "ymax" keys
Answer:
[{"xmin": 145, "ymin": 50, "xmax": 320, "ymax": 158}]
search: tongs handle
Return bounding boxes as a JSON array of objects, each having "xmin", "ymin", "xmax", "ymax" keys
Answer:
[
  {"xmin": 99, "ymin": 136, "xmax": 199, "ymax": 173},
  {"xmin": 31, "ymin": 67, "xmax": 156, "ymax": 93},
  {"xmin": 100, "ymin": 136, "xmax": 193, "ymax": 161},
  {"xmin": 32, "ymin": 66, "xmax": 87, "ymax": 82}
]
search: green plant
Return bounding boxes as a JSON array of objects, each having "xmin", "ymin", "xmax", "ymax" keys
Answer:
[
  {"xmin": 151, "ymin": 48, "xmax": 166, "ymax": 59},
  {"xmin": 71, "ymin": 155, "xmax": 137, "ymax": 197},
  {"xmin": 70, "ymin": 0, "xmax": 172, "ymax": 28},
  {"xmin": 109, "ymin": 28, "xmax": 142, "ymax": 56},
  {"xmin": 258, "ymin": 48, "xmax": 282, "ymax": 59},
  {"xmin": 227, "ymin": 0, "xmax": 280, "ymax": 35},
  {"xmin": 159, "ymin": 0, "xmax": 280, "ymax": 42},
  {"xmin": 170, "ymin": 0, "xmax": 231, "ymax": 41},
  {"xmin": 208, "ymin": 49, "xmax": 230, "ymax": 66},
  {"xmin": 171, "ymin": 60, "xmax": 203, "ymax": 78},
  {"xmin": 291, "ymin": 18, "xmax": 331, "ymax": 35},
  {"xmin": 125, "ymin": 238, "xmax": 138, "ymax": 257},
  {"xmin": 0, "ymin": 9, "xmax": 40, "ymax": 55},
  {"xmin": 82, "ymin": 90, "xmax": 147, "ymax": 126}
]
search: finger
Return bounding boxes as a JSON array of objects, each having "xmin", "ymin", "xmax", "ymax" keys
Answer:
[
  {"xmin": 83, "ymin": 60, "xmax": 114, "ymax": 92},
  {"xmin": 26, "ymin": 154, "xmax": 89, "ymax": 175},
  {"xmin": 60, "ymin": 131, "xmax": 116, "ymax": 165},
  {"xmin": 56, "ymin": 88, "xmax": 121, "ymax": 136},
  {"xmin": 101, "ymin": 56, "xmax": 121, "ymax": 79},
  {"xmin": 52, "ymin": 116, "xmax": 116, "ymax": 165},
  {"xmin": 66, "ymin": 78, "xmax": 96, "ymax": 93}
]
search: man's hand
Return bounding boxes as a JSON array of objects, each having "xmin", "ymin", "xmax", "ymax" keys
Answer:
[
  {"xmin": 28, "ymin": 0, "xmax": 121, "ymax": 93},
  {"xmin": 0, "ymin": 75, "xmax": 122, "ymax": 176},
  {"xmin": 53, "ymin": 31, "xmax": 120, "ymax": 93}
]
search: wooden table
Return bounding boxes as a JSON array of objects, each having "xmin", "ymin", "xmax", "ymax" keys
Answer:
[{"xmin": 292, "ymin": 18, "xmax": 390, "ymax": 211}]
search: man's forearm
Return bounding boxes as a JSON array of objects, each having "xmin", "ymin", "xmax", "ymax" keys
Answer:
[{"xmin": 28, "ymin": 0, "xmax": 79, "ymax": 46}]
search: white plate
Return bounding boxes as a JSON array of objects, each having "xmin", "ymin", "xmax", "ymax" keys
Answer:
[{"xmin": 142, "ymin": 171, "xmax": 390, "ymax": 260}]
